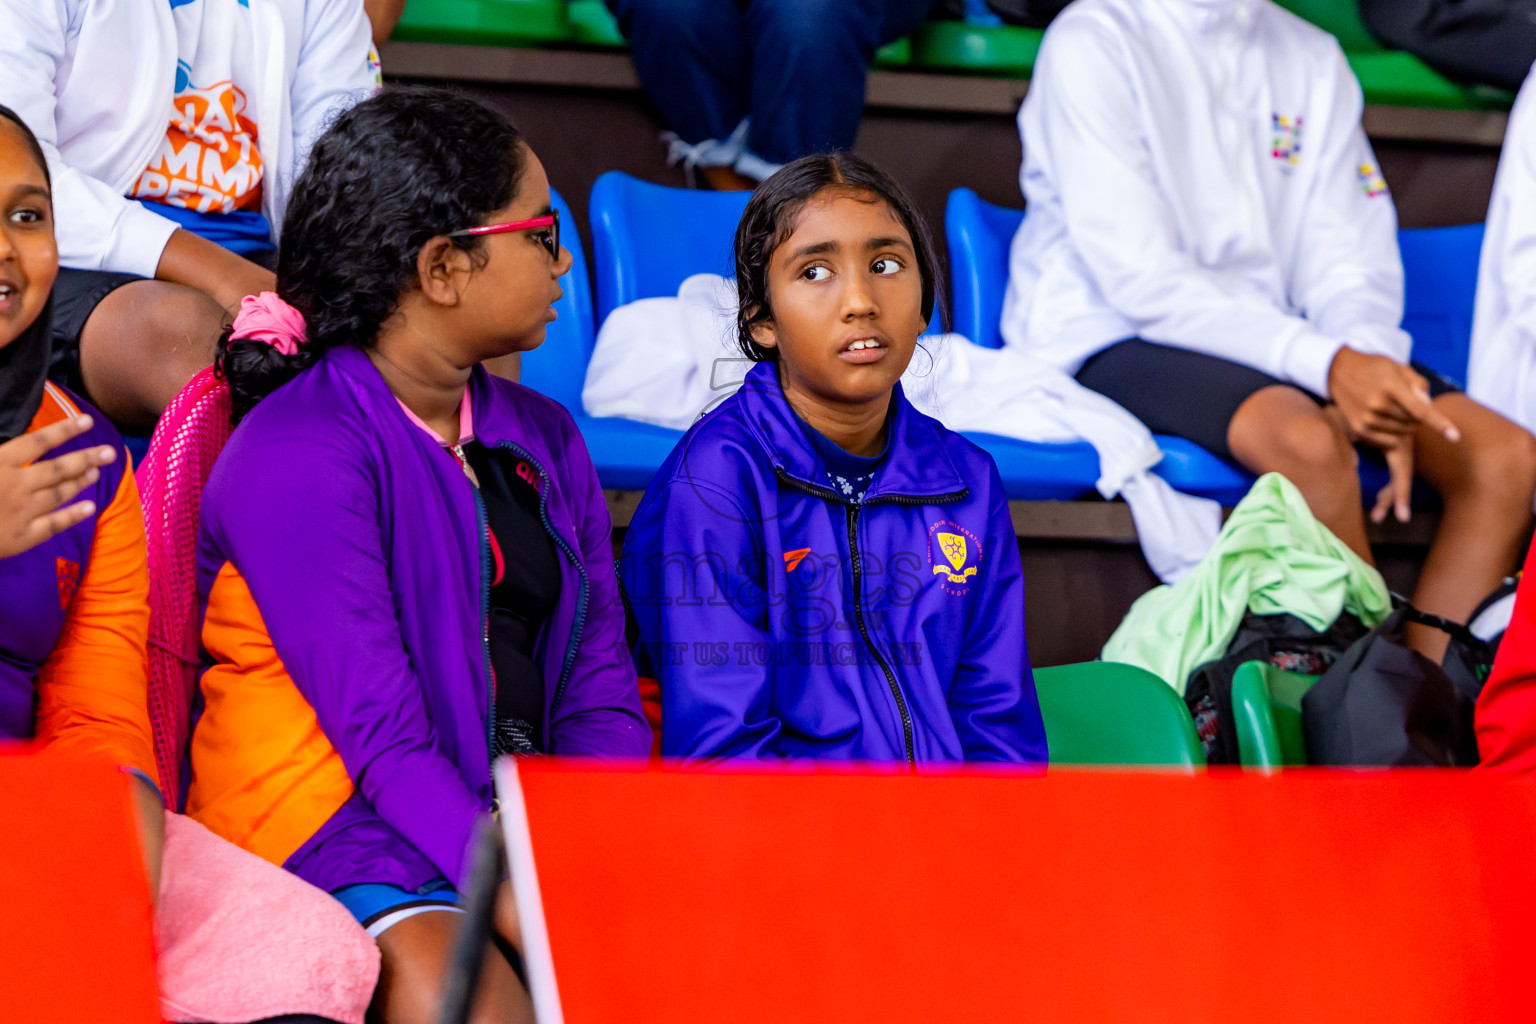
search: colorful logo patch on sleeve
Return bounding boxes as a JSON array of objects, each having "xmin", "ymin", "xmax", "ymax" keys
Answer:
[
  {"xmin": 1270, "ymin": 113, "xmax": 1303, "ymax": 170},
  {"xmin": 927, "ymin": 521, "xmax": 982, "ymax": 595},
  {"xmin": 1357, "ymin": 162, "xmax": 1389, "ymax": 198}
]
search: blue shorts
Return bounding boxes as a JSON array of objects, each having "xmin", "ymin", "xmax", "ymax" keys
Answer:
[{"xmin": 331, "ymin": 879, "xmax": 461, "ymax": 938}]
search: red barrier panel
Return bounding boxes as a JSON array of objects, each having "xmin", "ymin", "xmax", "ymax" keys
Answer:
[
  {"xmin": 0, "ymin": 748, "xmax": 160, "ymax": 1022},
  {"xmin": 501, "ymin": 762, "xmax": 1536, "ymax": 1024}
]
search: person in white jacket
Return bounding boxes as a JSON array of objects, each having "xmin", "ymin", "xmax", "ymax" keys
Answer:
[
  {"xmin": 1470, "ymin": 65, "xmax": 1536, "ymax": 441},
  {"xmin": 0, "ymin": 0, "xmax": 378, "ymax": 433},
  {"xmin": 1002, "ymin": 0, "xmax": 1536, "ymax": 658}
]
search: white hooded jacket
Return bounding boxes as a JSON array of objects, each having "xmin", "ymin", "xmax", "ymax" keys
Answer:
[
  {"xmin": 1000, "ymin": 0, "xmax": 1409, "ymax": 397},
  {"xmin": 0, "ymin": 0, "xmax": 376, "ymax": 278},
  {"xmin": 1469, "ymin": 65, "xmax": 1536, "ymax": 433}
]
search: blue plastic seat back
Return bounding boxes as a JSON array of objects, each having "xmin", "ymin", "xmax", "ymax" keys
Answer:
[
  {"xmin": 944, "ymin": 188, "xmax": 1024, "ymax": 350},
  {"xmin": 1398, "ymin": 223, "xmax": 1484, "ymax": 386},
  {"xmin": 517, "ymin": 187, "xmax": 594, "ymax": 412},
  {"xmin": 588, "ymin": 172, "xmax": 753, "ymax": 326}
]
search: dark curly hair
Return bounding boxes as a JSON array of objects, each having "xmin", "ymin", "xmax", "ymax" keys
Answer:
[
  {"xmin": 216, "ymin": 86, "xmax": 527, "ymax": 422},
  {"xmin": 733, "ymin": 152, "xmax": 943, "ymax": 363}
]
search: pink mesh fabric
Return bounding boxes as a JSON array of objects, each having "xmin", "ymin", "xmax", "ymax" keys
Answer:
[{"xmin": 136, "ymin": 368, "xmax": 233, "ymax": 802}]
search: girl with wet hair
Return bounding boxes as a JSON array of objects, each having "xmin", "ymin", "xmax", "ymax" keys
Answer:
[{"xmin": 622, "ymin": 153, "xmax": 1047, "ymax": 767}]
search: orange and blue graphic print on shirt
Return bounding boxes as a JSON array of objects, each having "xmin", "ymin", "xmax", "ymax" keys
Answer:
[
  {"xmin": 129, "ymin": 0, "xmax": 274, "ymax": 254},
  {"xmin": 1270, "ymin": 113, "xmax": 1302, "ymax": 170},
  {"xmin": 132, "ymin": 60, "xmax": 263, "ymax": 216},
  {"xmin": 1357, "ymin": 162, "xmax": 1389, "ymax": 198}
]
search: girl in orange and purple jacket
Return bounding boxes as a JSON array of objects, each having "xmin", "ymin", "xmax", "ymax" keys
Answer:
[{"xmin": 0, "ymin": 104, "xmax": 165, "ymax": 884}]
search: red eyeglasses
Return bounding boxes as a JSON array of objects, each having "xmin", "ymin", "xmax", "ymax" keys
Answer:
[{"xmin": 448, "ymin": 207, "xmax": 560, "ymax": 259}]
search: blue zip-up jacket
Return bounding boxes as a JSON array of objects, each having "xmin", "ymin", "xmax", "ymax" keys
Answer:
[{"xmin": 622, "ymin": 362, "xmax": 1047, "ymax": 766}]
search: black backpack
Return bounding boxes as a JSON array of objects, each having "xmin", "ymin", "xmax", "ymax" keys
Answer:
[
  {"xmin": 1184, "ymin": 611, "xmax": 1368, "ymax": 764},
  {"xmin": 1441, "ymin": 574, "xmax": 1518, "ymax": 698},
  {"xmin": 1302, "ymin": 602, "xmax": 1484, "ymax": 767}
]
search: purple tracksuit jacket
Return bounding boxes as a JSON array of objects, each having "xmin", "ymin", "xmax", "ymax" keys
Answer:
[
  {"xmin": 621, "ymin": 361, "xmax": 1047, "ymax": 766},
  {"xmin": 194, "ymin": 345, "xmax": 649, "ymax": 892}
]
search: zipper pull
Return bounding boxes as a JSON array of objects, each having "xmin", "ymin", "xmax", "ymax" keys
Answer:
[{"xmin": 449, "ymin": 443, "xmax": 477, "ymax": 485}]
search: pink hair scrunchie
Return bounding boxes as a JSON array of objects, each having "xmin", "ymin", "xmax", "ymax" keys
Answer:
[{"xmin": 231, "ymin": 292, "xmax": 307, "ymax": 356}]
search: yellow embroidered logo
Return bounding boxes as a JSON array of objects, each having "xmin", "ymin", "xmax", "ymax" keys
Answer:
[{"xmin": 928, "ymin": 521, "xmax": 981, "ymax": 594}]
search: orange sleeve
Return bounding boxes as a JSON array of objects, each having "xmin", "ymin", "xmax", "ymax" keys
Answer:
[{"xmin": 34, "ymin": 466, "xmax": 159, "ymax": 790}]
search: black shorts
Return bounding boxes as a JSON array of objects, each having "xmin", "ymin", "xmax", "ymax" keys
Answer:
[
  {"xmin": 1075, "ymin": 338, "xmax": 1461, "ymax": 462},
  {"xmin": 48, "ymin": 268, "xmax": 143, "ymax": 396}
]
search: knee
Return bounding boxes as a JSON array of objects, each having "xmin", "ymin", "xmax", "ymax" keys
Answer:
[
  {"xmin": 1267, "ymin": 411, "xmax": 1358, "ymax": 481},
  {"xmin": 143, "ymin": 285, "xmax": 225, "ymax": 355},
  {"xmin": 609, "ymin": 0, "xmax": 709, "ymax": 28},
  {"xmin": 750, "ymin": 0, "xmax": 878, "ymax": 51},
  {"xmin": 1457, "ymin": 421, "xmax": 1536, "ymax": 514},
  {"xmin": 98, "ymin": 280, "xmax": 223, "ymax": 360}
]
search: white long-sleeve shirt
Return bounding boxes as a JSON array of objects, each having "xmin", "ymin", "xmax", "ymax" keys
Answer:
[
  {"xmin": 1469, "ymin": 66, "xmax": 1536, "ymax": 433},
  {"xmin": 1000, "ymin": 0, "xmax": 1409, "ymax": 397},
  {"xmin": 0, "ymin": 0, "xmax": 376, "ymax": 278}
]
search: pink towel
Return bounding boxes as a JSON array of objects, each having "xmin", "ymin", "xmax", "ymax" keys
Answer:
[{"xmin": 156, "ymin": 813, "xmax": 380, "ymax": 1024}]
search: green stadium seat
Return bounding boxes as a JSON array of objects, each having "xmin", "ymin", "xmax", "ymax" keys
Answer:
[
  {"xmin": 568, "ymin": 0, "xmax": 626, "ymax": 48},
  {"xmin": 390, "ymin": 0, "xmax": 571, "ymax": 46},
  {"xmin": 1273, "ymin": 0, "xmax": 1383, "ymax": 53},
  {"xmin": 874, "ymin": 38, "xmax": 914, "ymax": 68},
  {"xmin": 1230, "ymin": 661, "xmax": 1319, "ymax": 769},
  {"xmin": 1272, "ymin": 0, "xmax": 1511, "ymax": 109},
  {"xmin": 1348, "ymin": 51, "xmax": 1511, "ymax": 110},
  {"xmin": 1033, "ymin": 662, "xmax": 1206, "ymax": 769},
  {"xmin": 911, "ymin": 21, "xmax": 1042, "ymax": 78}
]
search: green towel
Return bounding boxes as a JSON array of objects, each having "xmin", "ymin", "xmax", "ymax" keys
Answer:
[{"xmin": 1103, "ymin": 473, "xmax": 1391, "ymax": 693}]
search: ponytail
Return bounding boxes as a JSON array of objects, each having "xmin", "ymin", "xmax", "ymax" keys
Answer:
[{"xmin": 216, "ymin": 86, "xmax": 527, "ymax": 425}]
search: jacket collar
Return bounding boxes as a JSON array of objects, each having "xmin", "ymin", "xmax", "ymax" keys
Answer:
[
  {"xmin": 734, "ymin": 361, "xmax": 968, "ymax": 503},
  {"xmin": 328, "ymin": 346, "xmax": 559, "ymax": 472}
]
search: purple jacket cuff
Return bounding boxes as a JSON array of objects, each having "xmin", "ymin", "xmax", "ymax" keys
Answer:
[{"xmin": 366, "ymin": 754, "xmax": 484, "ymax": 887}]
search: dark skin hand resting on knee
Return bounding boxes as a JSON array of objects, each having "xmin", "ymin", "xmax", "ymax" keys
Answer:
[{"xmin": 1228, "ymin": 345, "xmax": 1536, "ymax": 660}]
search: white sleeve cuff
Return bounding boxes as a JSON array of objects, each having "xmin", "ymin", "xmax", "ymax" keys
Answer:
[
  {"xmin": 102, "ymin": 203, "xmax": 181, "ymax": 280},
  {"xmin": 1342, "ymin": 324, "xmax": 1414, "ymax": 363},
  {"xmin": 1278, "ymin": 326, "xmax": 1346, "ymax": 399}
]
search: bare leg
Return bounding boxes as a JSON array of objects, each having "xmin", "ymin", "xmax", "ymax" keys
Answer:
[
  {"xmin": 1226, "ymin": 384, "xmax": 1372, "ymax": 562},
  {"xmin": 370, "ymin": 910, "xmax": 533, "ymax": 1024},
  {"xmin": 1409, "ymin": 393, "xmax": 1536, "ymax": 660},
  {"xmin": 76, "ymin": 280, "xmax": 224, "ymax": 433}
]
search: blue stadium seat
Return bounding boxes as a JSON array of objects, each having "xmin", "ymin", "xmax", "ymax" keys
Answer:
[
  {"xmin": 588, "ymin": 171, "xmax": 751, "ymax": 326},
  {"xmin": 518, "ymin": 187, "xmax": 594, "ymax": 410},
  {"xmin": 583, "ymin": 173, "xmax": 1103, "ymax": 499},
  {"xmin": 1399, "ymin": 223, "xmax": 1484, "ymax": 387},
  {"xmin": 944, "ymin": 188, "xmax": 1253, "ymax": 503},
  {"xmin": 518, "ymin": 186, "xmax": 686, "ymax": 491},
  {"xmin": 944, "ymin": 188, "xmax": 1488, "ymax": 507}
]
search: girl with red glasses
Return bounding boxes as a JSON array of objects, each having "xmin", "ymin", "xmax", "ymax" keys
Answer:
[{"xmin": 189, "ymin": 88, "xmax": 650, "ymax": 1023}]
